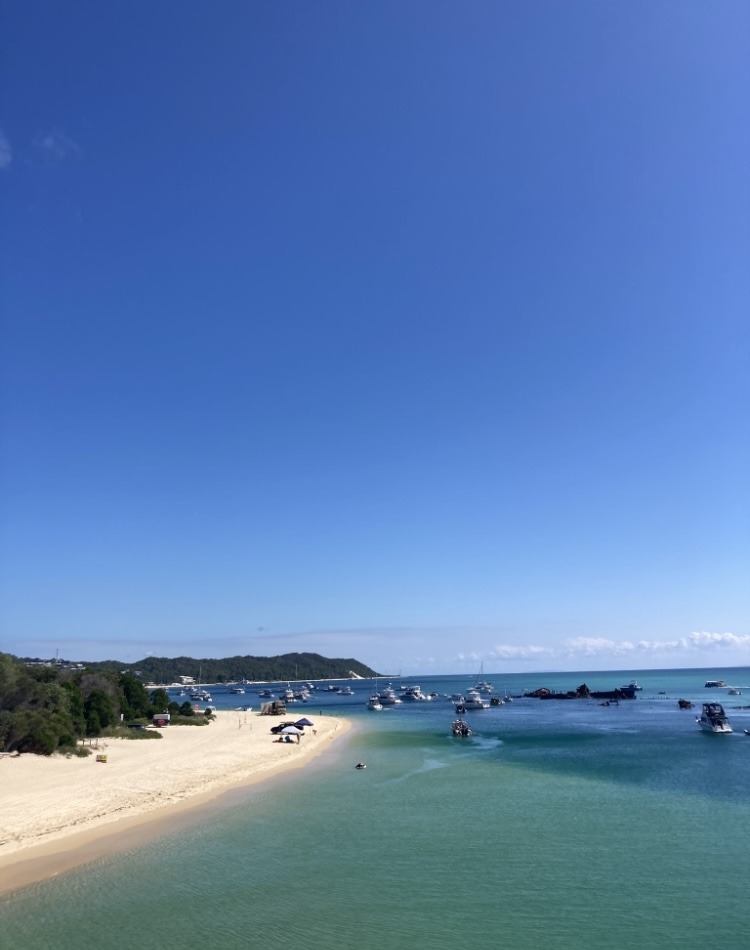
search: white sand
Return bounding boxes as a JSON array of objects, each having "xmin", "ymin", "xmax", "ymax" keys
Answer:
[{"xmin": 0, "ymin": 711, "xmax": 349, "ymax": 892}]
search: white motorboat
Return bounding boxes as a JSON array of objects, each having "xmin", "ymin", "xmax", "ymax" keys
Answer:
[
  {"xmin": 401, "ymin": 685, "xmax": 429, "ymax": 701},
  {"xmin": 621, "ymin": 680, "xmax": 642, "ymax": 691},
  {"xmin": 338, "ymin": 686, "xmax": 355, "ymax": 696},
  {"xmin": 378, "ymin": 686, "xmax": 402, "ymax": 705},
  {"xmin": 453, "ymin": 689, "xmax": 490, "ymax": 713},
  {"xmin": 279, "ymin": 685, "xmax": 297, "ymax": 703},
  {"xmin": 461, "ymin": 689, "xmax": 490, "ymax": 711},
  {"xmin": 696, "ymin": 702, "xmax": 732, "ymax": 734},
  {"xmin": 366, "ymin": 694, "xmax": 383, "ymax": 711},
  {"xmin": 704, "ymin": 679, "xmax": 727, "ymax": 688},
  {"xmin": 189, "ymin": 689, "xmax": 212, "ymax": 701}
]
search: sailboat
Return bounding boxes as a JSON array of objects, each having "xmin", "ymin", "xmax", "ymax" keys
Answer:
[
  {"xmin": 367, "ymin": 677, "xmax": 383, "ymax": 711},
  {"xmin": 474, "ymin": 663, "xmax": 493, "ymax": 693}
]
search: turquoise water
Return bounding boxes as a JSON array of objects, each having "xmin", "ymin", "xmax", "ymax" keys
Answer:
[{"xmin": 3, "ymin": 667, "xmax": 749, "ymax": 948}]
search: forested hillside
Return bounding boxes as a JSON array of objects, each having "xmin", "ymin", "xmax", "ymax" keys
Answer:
[{"xmin": 80, "ymin": 651, "xmax": 379, "ymax": 684}]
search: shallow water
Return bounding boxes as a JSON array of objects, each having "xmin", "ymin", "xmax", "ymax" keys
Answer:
[{"xmin": 3, "ymin": 667, "xmax": 749, "ymax": 948}]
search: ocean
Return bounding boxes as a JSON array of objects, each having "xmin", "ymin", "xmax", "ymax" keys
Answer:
[{"xmin": 3, "ymin": 666, "xmax": 749, "ymax": 948}]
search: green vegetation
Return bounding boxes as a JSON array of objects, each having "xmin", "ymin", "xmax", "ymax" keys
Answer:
[
  {"xmin": 0, "ymin": 653, "xmax": 176, "ymax": 755},
  {"xmin": 66, "ymin": 651, "xmax": 379, "ymax": 685}
]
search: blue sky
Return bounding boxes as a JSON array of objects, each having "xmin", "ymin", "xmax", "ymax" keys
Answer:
[{"xmin": 1, "ymin": 1, "xmax": 748, "ymax": 674}]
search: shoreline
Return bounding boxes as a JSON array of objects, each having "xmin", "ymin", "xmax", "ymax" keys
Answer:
[{"xmin": 0, "ymin": 711, "xmax": 351, "ymax": 896}]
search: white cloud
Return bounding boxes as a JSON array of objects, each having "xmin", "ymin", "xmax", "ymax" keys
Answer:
[
  {"xmin": 472, "ymin": 631, "xmax": 750, "ymax": 666},
  {"xmin": 0, "ymin": 129, "xmax": 11, "ymax": 169},
  {"xmin": 562, "ymin": 637, "xmax": 634, "ymax": 656},
  {"xmin": 685, "ymin": 630, "xmax": 750, "ymax": 649},
  {"xmin": 488, "ymin": 643, "xmax": 555, "ymax": 661},
  {"xmin": 34, "ymin": 128, "xmax": 81, "ymax": 160}
]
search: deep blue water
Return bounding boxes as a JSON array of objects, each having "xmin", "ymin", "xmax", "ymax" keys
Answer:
[{"xmin": 2, "ymin": 666, "xmax": 749, "ymax": 949}]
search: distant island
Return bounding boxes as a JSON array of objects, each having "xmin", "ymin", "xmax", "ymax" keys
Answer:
[{"xmin": 0, "ymin": 651, "xmax": 379, "ymax": 756}]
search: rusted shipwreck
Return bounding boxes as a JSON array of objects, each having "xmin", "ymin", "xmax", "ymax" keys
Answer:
[{"xmin": 523, "ymin": 683, "xmax": 637, "ymax": 701}]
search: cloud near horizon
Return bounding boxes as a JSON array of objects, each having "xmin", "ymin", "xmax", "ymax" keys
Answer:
[{"xmin": 479, "ymin": 631, "xmax": 750, "ymax": 664}]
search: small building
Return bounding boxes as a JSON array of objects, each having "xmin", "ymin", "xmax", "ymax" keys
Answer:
[{"xmin": 260, "ymin": 700, "xmax": 287, "ymax": 716}]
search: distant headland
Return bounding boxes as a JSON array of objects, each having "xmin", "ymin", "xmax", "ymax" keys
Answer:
[{"xmin": 16, "ymin": 651, "xmax": 380, "ymax": 685}]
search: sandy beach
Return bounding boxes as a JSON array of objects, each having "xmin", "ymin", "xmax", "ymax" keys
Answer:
[{"xmin": 0, "ymin": 711, "xmax": 349, "ymax": 894}]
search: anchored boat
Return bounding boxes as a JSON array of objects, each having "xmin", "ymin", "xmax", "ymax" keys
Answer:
[
  {"xmin": 696, "ymin": 702, "xmax": 732, "ymax": 734},
  {"xmin": 451, "ymin": 718, "xmax": 474, "ymax": 737}
]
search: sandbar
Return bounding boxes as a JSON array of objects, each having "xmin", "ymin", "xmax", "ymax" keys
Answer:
[{"xmin": 0, "ymin": 710, "xmax": 350, "ymax": 895}]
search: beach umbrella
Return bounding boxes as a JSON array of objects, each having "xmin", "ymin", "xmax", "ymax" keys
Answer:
[
  {"xmin": 294, "ymin": 718, "xmax": 314, "ymax": 727},
  {"xmin": 281, "ymin": 725, "xmax": 303, "ymax": 735}
]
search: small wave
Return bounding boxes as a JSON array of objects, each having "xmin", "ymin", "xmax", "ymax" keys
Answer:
[
  {"xmin": 469, "ymin": 735, "xmax": 504, "ymax": 751},
  {"xmin": 375, "ymin": 753, "xmax": 450, "ymax": 787}
]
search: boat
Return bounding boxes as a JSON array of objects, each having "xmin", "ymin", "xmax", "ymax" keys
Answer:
[
  {"xmin": 727, "ymin": 688, "xmax": 742, "ymax": 696},
  {"xmin": 279, "ymin": 684, "xmax": 296, "ymax": 703},
  {"xmin": 355, "ymin": 762, "xmax": 367, "ymax": 769},
  {"xmin": 401, "ymin": 685, "xmax": 429, "ymax": 701},
  {"xmin": 461, "ymin": 689, "xmax": 490, "ymax": 711},
  {"xmin": 189, "ymin": 688, "xmax": 212, "ymax": 701},
  {"xmin": 337, "ymin": 686, "xmax": 354, "ymax": 696},
  {"xmin": 229, "ymin": 687, "xmax": 245, "ymax": 694},
  {"xmin": 366, "ymin": 694, "xmax": 383, "ymax": 711},
  {"xmin": 696, "ymin": 702, "xmax": 733, "ymax": 734},
  {"xmin": 378, "ymin": 686, "xmax": 402, "ymax": 706},
  {"xmin": 704, "ymin": 679, "xmax": 727, "ymax": 688},
  {"xmin": 451, "ymin": 718, "xmax": 474, "ymax": 737},
  {"xmin": 621, "ymin": 680, "xmax": 642, "ymax": 691},
  {"xmin": 474, "ymin": 662, "xmax": 493, "ymax": 693}
]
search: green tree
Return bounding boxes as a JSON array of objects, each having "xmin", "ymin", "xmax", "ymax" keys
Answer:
[
  {"xmin": 84, "ymin": 689, "xmax": 115, "ymax": 735},
  {"xmin": 120, "ymin": 674, "xmax": 150, "ymax": 719},
  {"xmin": 149, "ymin": 688, "xmax": 170, "ymax": 713},
  {"xmin": 61, "ymin": 680, "xmax": 86, "ymax": 735}
]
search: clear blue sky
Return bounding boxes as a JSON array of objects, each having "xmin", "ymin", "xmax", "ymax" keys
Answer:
[{"xmin": 1, "ymin": 1, "xmax": 748, "ymax": 674}]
